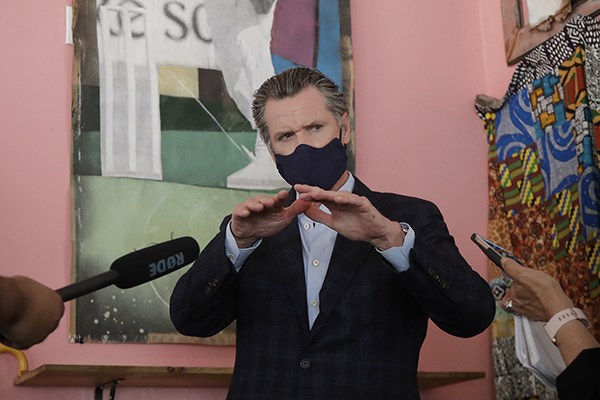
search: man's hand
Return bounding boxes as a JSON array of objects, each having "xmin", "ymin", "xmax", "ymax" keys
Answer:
[
  {"xmin": 294, "ymin": 184, "xmax": 405, "ymax": 250},
  {"xmin": 0, "ymin": 276, "xmax": 64, "ymax": 349},
  {"xmin": 230, "ymin": 190, "xmax": 311, "ymax": 248}
]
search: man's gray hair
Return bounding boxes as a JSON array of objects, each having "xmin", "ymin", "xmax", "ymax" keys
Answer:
[{"xmin": 251, "ymin": 67, "xmax": 348, "ymax": 149}]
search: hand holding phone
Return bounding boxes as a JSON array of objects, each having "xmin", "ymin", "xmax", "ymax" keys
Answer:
[{"xmin": 471, "ymin": 233, "xmax": 523, "ymax": 271}]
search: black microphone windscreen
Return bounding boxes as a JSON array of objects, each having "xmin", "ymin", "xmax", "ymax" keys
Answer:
[{"xmin": 111, "ymin": 236, "xmax": 200, "ymax": 289}]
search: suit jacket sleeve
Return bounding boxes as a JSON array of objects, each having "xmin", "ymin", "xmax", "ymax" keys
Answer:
[
  {"xmin": 170, "ymin": 215, "xmax": 240, "ymax": 337},
  {"xmin": 373, "ymin": 191, "xmax": 495, "ymax": 337},
  {"xmin": 556, "ymin": 347, "xmax": 600, "ymax": 400}
]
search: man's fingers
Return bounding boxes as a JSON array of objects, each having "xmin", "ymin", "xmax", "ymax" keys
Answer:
[
  {"xmin": 293, "ymin": 183, "xmax": 316, "ymax": 193},
  {"xmin": 304, "ymin": 204, "xmax": 332, "ymax": 225},
  {"xmin": 286, "ymin": 198, "xmax": 311, "ymax": 216},
  {"xmin": 298, "ymin": 191, "xmax": 358, "ymax": 209},
  {"xmin": 295, "ymin": 184, "xmax": 340, "ymax": 201},
  {"xmin": 273, "ymin": 190, "xmax": 290, "ymax": 202},
  {"xmin": 233, "ymin": 192, "xmax": 290, "ymax": 218},
  {"xmin": 250, "ymin": 191, "xmax": 289, "ymax": 209}
]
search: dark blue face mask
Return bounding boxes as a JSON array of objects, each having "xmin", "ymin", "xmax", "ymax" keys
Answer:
[{"xmin": 274, "ymin": 137, "xmax": 348, "ymax": 190}]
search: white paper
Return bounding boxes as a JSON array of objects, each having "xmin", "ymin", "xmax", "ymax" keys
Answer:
[{"xmin": 514, "ymin": 315, "xmax": 566, "ymax": 389}]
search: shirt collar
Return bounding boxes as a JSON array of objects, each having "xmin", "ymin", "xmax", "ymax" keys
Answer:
[
  {"xmin": 296, "ymin": 172, "xmax": 355, "ymax": 218},
  {"xmin": 339, "ymin": 171, "xmax": 355, "ymax": 193}
]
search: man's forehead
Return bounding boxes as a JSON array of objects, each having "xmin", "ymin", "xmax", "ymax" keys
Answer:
[
  {"xmin": 265, "ymin": 86, "xmax": 326, "ymax": 109},
  {"xmin": 264, "ymin": 88, "xmax": 331, "ymax": 129}
]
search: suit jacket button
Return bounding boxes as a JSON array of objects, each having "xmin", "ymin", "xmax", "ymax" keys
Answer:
[{"xmin": 300, "ymin": 358, "xmax": 311, "ymax": 369}]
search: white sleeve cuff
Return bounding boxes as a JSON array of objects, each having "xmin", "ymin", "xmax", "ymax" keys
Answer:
[
  {"xmin": 376, "ymin": 222, "xmax": 415, "ymax": 272},
  {"xmin": 225, "ymin": 221, "xmax": 262, "ymax": 271}
]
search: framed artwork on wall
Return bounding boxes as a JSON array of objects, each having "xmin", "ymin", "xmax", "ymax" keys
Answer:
[
  {"xmin": 501, "ymin": 0, "xmax": 600, "ymax": 64},
  {"xmin": 70, "ymin": 0, "xmax": 354, "ymax": 345}
]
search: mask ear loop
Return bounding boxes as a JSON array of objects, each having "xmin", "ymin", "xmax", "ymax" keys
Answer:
[{"xmin": 339, "ymin": 128, "xmax": 346, "ymax": 148}]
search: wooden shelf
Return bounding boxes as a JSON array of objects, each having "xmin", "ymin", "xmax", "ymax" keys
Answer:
[
  {"xmin": 15, "ymin": 365, "xmax": 232, "ymax": 388},
  {"xmin": 418, "ymin": 371, "xmax": 485, "ymax": 389},
  {"xmin": 14, "ymin": 364, "xmax": 484, "ymax": 390}
]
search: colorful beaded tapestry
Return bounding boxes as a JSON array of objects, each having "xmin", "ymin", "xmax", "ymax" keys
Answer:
[{"xmin": 476, "ymin": 14, "xmax": 600, "ymax": 400}]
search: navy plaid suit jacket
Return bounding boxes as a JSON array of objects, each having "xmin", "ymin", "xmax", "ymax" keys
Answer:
[{"xmin": 170, "ymin": 177, "xmax": 495, "ymax": 399}]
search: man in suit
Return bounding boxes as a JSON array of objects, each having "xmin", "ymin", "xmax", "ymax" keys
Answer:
[{"xmin": 170, "ymin": 67, "xmax": 495, "ymax": 399}]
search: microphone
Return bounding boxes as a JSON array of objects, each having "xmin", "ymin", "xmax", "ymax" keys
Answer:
[{"xmin": 56, "ymin": 236, "xmax": 200, "ymax": 302}]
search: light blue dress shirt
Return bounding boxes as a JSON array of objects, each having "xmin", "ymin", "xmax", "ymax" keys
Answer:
[{"xmin": 224, "ymin": 173, "xmax": 415, "ymax": 329}]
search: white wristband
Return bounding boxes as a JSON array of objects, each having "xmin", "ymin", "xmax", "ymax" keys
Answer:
[{"xmin": 544, "ymin": 307, "xmax": 591, "ymax": 343}]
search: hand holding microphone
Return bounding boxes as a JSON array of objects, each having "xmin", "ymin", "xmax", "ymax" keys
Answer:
[
  {"xmin": 1, "ymin": 237, "xmax": 199, "ymax": 349},
  {"xmin": 0, "ymin": 276, "xmax": 65, "ymax": 349}
]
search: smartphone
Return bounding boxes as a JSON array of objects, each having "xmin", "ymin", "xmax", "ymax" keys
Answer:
[{"xmin": 470, "ymin": 233, "xmax": 523, "ymax": 270}]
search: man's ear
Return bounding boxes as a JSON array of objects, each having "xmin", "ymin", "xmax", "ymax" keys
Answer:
[{"xmin": 340, "ymin": 113, "xmax": 351, "ymax": 145}]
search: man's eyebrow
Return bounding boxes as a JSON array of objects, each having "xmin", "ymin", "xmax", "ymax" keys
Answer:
[
  {"xmin": 273, "ymin": 129, "xmax": 294, "ymax": 140},
  {"xmin": 301, "ymin": 120, "xmax": 328, "ymax": 132},
  {"xmin": 273, "ymin": 120, "xmax": 328, "ymax": 139}
]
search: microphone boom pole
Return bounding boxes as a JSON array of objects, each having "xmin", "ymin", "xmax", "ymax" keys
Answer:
[{"xmin": 57, "ymin": 270, "xmax": 119, "ymax": 302}]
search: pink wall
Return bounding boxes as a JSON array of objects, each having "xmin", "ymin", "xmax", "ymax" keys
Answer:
[{"xmin": 0, "ymin": 1, "xmax": 516, "ymax": 399}]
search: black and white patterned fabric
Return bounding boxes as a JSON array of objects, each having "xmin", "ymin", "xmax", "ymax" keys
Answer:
[{"xmin": 476, "ymin": 14, "xmax": 600, "ymax": 118}]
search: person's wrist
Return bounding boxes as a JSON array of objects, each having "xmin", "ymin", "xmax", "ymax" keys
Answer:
[
  {"xmin": 372, "ymin": 221, "xmax": 407, "ymax": 251},
  {"xmin": 544, "ymin": 307, "xmax": 591, "ymax": 343},
  {"xmin": 231, "ymin": 228, "xmax": 257, "ymax": 249},
  {"xmin": 543, "ymin": 287, "xmax": 573, "ymax": 321}
]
